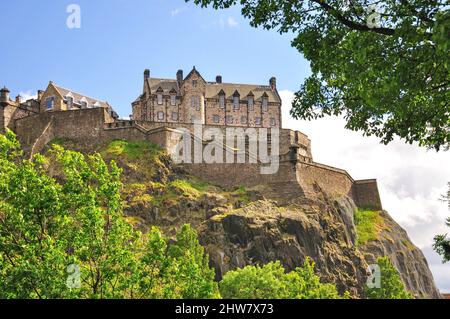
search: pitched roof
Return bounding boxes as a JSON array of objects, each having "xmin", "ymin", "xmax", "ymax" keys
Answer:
[
  {"xmin": 145, "ymin": 78, "xmax": 280, "ymax": 103},
  {"xmin": 52, "ymin": 83, "xmax": 112, "ymax": 110},
  {"xmin": 146, "ymin": 78, "xmax": 179, "ymax": 95},
  {"xmin": 205, "ymin": 82, "xmax": 279, "ymax": 102}
]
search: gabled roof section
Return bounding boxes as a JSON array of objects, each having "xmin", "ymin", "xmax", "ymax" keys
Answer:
[
  {"xmin": 183, "ymin": 66, "xmax": 206, "ymax": 83},
  {"xmin": 145, "ymin": 78, "xmax": 180, "ymax": 95},
  {"xmin": 205, "ymin": 83, "xmax": 279, "ymax": 103},
  {"xmin": 52, "ymin": 83, "xmax": 111, "ymax": 109},
  {"xmin": 50, "ymin": 83, "xmax": 117, "ymax": 116}
]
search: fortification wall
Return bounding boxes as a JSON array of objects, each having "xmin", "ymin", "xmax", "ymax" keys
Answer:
[
  {"xmin": 12, "ymin": 109, "xmax": 382, "ymax": 210},
  {"xmin": 354, "ymin": 179, "xmax": 382, "ymax": 210}
]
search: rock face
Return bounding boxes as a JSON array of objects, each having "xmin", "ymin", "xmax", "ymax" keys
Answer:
[
  {"xmin": 359, "ymin": 211, "xmax": 441, "ymax": 299},
  {"xmin": 197, "ymin": 198, "xmax": 441, "ymax": 299},
  {"xmin": 54, "ymin": 139, "xmax": 441, "ymax": 299}
]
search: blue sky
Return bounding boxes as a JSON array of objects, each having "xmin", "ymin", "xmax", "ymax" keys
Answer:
[
  {"xmin": 1, "ymin": 0, "xmax": 309, "ymax": 117},
  {"xmin": 1, "ymin": 0, "xmax": 449, "ymax": 293}
]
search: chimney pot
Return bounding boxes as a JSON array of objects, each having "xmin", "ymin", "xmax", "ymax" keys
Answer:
[
  {"xmin": 144, "ymin": 69, "xmax": 150, "ymax": 80},
  {"xmin": 269, "ymin": 77, "xmax": 277, "ymax": 90},
  {"xmin": 177, "ymin": 69, "xmax": 184, "ymax": 86}
]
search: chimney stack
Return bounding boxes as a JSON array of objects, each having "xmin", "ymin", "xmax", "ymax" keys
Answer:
[
  {"xmin": 37, "ymin": 90, "xmax": 44, "ymax": 101},
  {"xmin": 216, "ymin": 75, "xmax": 222, "ymax": 84},
  {"xmin": 269, "ymin": 77, "xmax": 277, "ymax": 90},
  {"xmin": 15, "ymin": 95, "xmax": 21, "ymax": 104},
  {"xmin": 144, "ymin": 69, "xmax": 150, "ymax": 80},
  {"xmin": 0, "ymin": 87, "xmax": 10, "ymax": 105},
  {"xmin": 176, "ymin": 69, "xmax": 184, "ymax": 87}
]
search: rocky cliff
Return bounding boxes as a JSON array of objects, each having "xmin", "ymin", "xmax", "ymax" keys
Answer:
[{"xmin": 50, "ymin": 139, "xmax": 441, "ymax": 299}]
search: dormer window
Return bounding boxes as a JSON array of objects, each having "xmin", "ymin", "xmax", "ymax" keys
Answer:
[
  {"xmin": 262, "ymin": 95, "xmax": 268, "ymax": 111},
  {"xmin": 218, "ymin": 90, "xmax": 225, "ymax": 109},
  {"xmin": 248, "ymin": 96, "xmax": 254, "ymax": 111},
  {"xmin": 233, "ymin": 92, "xmax": 240, "ymax": 110},
  {"xmin": 170, "ymin": 94, "xmax": 176, "ymax": 106},
  {"xmin": 46, "ymin": 96, "xmax": 54, "ymax": 109},
  {"xmin": 80, "ymin": 98, "xmax": 88, "ymax": 108},
  {"xmin": 66, "ymin": 96, "xmax": 73, "ymax": 109},
  {"xmin": 157, "ymin": 93, "xmax": 163, "ymax": 105}
]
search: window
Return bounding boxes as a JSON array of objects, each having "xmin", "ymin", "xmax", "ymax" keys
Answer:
[
  {"xmin": 46, "ymin": 97, "xmax": 54, "ymax": 109},
  {"xmin": 248, "ymin": 96, "xmax": 254, "ymax": 111},
  {"xmin": 191, "ymin": 96, "xmax": 200, "ymax": 110},
  {"xmin": 157, "ymin": 94, "xmax": 163, "ymax": 105},
  {"xmin": 66, "ymin": 96, "xmax": 73, "ymax": 109},
  {"xmin": 262, "ymin": 97, "xmax": 268, "ymax": 111},
  {"xmin": 192, "ymin": 80, "xmax": 197, "ymax": 87},
  {"xmin": 241, "ymin": 116, "xmax": 247, "ymax": 124},
  {"xmin": 270, "ymin": 118, "xmax": 276, "ymax": 126},
  {"xmin": 213, "ymin": 115, "xmax": 220, "ymax": 123},
  {"xmin": 80, "ymin": 99, "xmax": 87, "ymax": 108},
  {"xmin": 170, "ymin": 95, "xmax": 176, "ymax": 106},
  {"xmin": 219, "ymin": 95, "xmax": 225, "ymax": 109},
  {"xmin": 226, "ymin": 116, "xmax": 233, "ymax": 124},
  {"xmin": 233, "ymin": 96, "xmax": 240, "ymax": 110},
  {"xmin": 157, "ymin": 111, "xmax": 165, "ymax": 120},
  {"xmin": 255, "ymin": 117, "xmax": 262, "ymax": 125},
  {"xmin": 171, "ymin": 112, "xmax": 179, "ymax": 121}
]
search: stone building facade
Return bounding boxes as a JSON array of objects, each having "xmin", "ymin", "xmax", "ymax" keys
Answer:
[
  {"xmin": 0, "ymin": 82, "xmax": 118, "ymax": 135},
  {"xmin": 132, "ymin": 67, "xmax": 282, "ymax": 128}
]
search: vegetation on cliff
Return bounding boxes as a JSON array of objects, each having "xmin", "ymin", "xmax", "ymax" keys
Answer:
[
  {"xmin": 220, "ymin": 259, "xmax": 345, "ymax": 299},
  {"xmin": 354, "ymin": 209, "xmax": 384, "ymax": 246},
  {"xmin": 0, "ymin": 132, "xmax": 348, "ymax": 299},
  {"xmin": 0, "ymin": 133, "xmax": 434, "ymax": 298},
  {"xmin": 365, "ymin": 257, "xmax": 413, "ymax": 299}
]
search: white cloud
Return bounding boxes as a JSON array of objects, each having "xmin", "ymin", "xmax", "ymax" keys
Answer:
[
  {"xmin": 279, "ymin": 89, "xmax": 450, "ymax": 292},
  {"xmin": 19, "ymin": 90, "xmax": 37, "ymax": 101},
  {"xmin": 227, "ymin": 17, "xmax": 239, "ymax": 27},
  {"xmin": 170, "ymin": 7, "xmax": 185, "ymax": 17},
  {"xmin": 216, "ymin": 16, "xmax": 239, "ymax": 29}
]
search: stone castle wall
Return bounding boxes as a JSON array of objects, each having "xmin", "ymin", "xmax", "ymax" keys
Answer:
[{"xmin": 12, "ymin": 108, "xmax": 382, "ymax": 210}]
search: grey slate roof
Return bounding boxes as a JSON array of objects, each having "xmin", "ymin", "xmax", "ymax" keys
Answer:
[{"xmin": 145, "ymin": 78, "xmax": 280, "ymax": 103}]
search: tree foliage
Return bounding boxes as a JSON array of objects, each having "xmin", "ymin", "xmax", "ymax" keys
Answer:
[
  {"xmin": 187, "ymin": 0, "xmax": 450, "ymax": 150},
  {"xmin": 365, "ymin": 257, "xmax": 413, "ymax": 299},
  {"xmin": 219, "ymin": 259, "xmax": 344, "ymax": 299},
  {"xmin": 0, "ymin": 130, "xmax": 219, "ymax": 299},
  {"xmin": 433, "ymin": 183, "xmax": 450, "ymax": 263}
]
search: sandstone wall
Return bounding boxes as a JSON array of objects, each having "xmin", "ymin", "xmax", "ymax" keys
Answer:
[{"xmin": 12, "ymin": 109, "xmax": 382, "ymax": 210}]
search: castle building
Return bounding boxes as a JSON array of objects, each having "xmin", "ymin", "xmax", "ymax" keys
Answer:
[
  {"xmin": 0, "ymin": 82, "xmax": 118, "ymax": 133},
  {"xmin": 0, "ymin": 67, "xmax": 383, "ymax": 211},
  {"xmin": 132, "ymin": 67, "xmax": 282, "ymax": 128}
]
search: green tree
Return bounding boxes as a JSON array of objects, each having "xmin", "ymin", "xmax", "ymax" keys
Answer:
[
  {"xmin": 365, "ymin": 257, "xmax": 413, "ymax": 299},
  {"xmin": 0, "ymin": 130, "xmax": 218, "ymax": 299},
  {"xmin": 433, "ymin": 183, "xmax": 450, "ymax": 263},
  {"xmin": 187, "ymin": 0, "xmax": 450, "ymax": 150},
  {"xmin": 219, "ymin": 259, "xmax": 344, "ymax": 299}
]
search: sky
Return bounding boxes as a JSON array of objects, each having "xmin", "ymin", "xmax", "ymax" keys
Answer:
[{"xmin": 1, "ymin": 0, "xmax": 449, "ymax": 293}]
